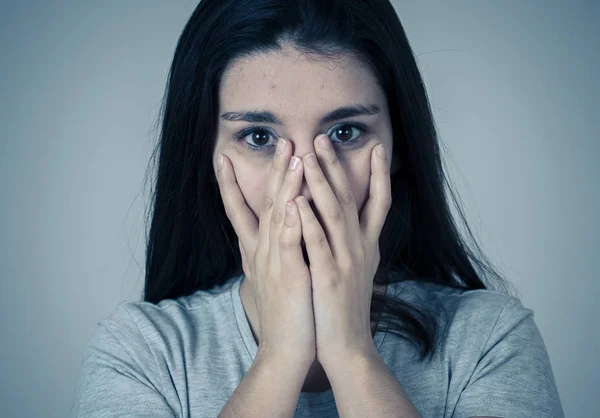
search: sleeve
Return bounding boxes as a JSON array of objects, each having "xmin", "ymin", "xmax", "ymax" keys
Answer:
[
  {"xmin": 71, "ymin": 304, "xmax": 177, "ymax": 418},
  {"xmin": 453, "ymin": 296, "xmax": 564, "ymax": 418}
]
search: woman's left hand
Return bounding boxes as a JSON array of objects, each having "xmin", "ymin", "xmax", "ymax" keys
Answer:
[{"xmin": 293, "ymin": 134, "xmax": 392, "ymax": 366}]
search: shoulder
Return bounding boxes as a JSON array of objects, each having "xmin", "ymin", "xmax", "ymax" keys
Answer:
[
  {"xmin": 88, "ymin": 274, "xmax": 243, "ymax": 357},
  {"xmin": 390, "ymin": 279, "xmax": 534, "ymax": 350},
  {"xmin": 394, "ymin": 281, "xmax": 564, "ymax": 417},
  {"xmin": 391, "ymin": 278, "xmax": 522, "ymax": 313},
  {"xmin": 73, "ymin": 277, "xmax": 243, "ymax": 417}
]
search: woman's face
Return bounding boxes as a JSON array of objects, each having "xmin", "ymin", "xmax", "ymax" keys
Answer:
[{"xmin": 213, "ymin": 46, "xmax": 394, "ymax": 228}]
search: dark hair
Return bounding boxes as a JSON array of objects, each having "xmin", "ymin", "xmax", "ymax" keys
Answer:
[{"xmin": 142, "ymin": 0, "xmax": 517, "ymax": 363}]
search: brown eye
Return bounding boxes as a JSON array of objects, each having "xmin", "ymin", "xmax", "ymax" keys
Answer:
[
  {"xmin": 235, "ymin": 122, "xmax": 369, "ymax": 154},
  {"xmin": 246, "ymin": 129, "xmax": 272, "ymax": 147},
  {"xmin": 333, "ymin": 125, "xmax": 354, "ymax": 142},
  {"xmin": 328, "ymin": 123, "xmax": 367, "ymax": 144},
  {"xmin": 235, "ymin": 127, "xmax": 277, "ymax": 153}
]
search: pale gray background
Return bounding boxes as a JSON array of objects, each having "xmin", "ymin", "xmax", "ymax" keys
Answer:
[{"xmin": 0, "ymin": 1, "xmax": 597, "ymax": 417}]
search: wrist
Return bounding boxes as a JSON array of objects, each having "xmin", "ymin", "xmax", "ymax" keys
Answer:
[
  {"xmin": 256, "ymin": 347, "xmax": 315, "ymax": 374},
  {"xmin": 318, "ymin": 340, "xmax": 379, "ymax": 373}
]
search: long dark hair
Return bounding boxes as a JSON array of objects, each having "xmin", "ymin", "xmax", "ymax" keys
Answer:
[{"xmin": 142, "ymin": 0, "xmax": 517, "ymax": 363}]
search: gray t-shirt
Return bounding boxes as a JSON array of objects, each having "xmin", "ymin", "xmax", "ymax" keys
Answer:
[{"xmin": 71, "ymin": 273, "xmax": 564, "ymax": 417}]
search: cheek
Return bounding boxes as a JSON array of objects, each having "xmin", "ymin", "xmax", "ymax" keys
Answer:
[
  {"xmin": 236, "ymin": 168, "xmax": 268, "ymax": 219},
  {"xmin": 217, "ymin": 151, "xmax": 269, "ymax": 219}
]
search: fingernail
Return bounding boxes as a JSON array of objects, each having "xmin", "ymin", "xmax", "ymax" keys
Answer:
[
  {"xmin": 304, "ymin": 153, "xmax": 318, "ymax": 168},
  {"xmin": 289, "ymin": 156, "xmax": 300, "ymax": 170},
  {"xmin": 376, "ymin": 145, "xmax": 386, "ymax": 158},
  {"xmin": 217, "ymin": 154, "xmax": 224, "ymax": 170},
  {"xmin": 295, "ymin": 196, "xmax": 308, "ymax": 207},
  {"xmin": 318, "ymin": 135, "xmax": 331, "ymax": 149},
  {"xmin": 276, "ymin": 138, "xmax": 287, "ymax": 155}
]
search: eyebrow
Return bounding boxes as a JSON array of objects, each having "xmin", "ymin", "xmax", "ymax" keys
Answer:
[{"xmin": 220, "ymin": 103, "xmax": 381, "ymax": 125}]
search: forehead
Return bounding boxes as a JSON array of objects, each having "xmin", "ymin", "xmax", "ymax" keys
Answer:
[{"xmin": 219, "ymin": 47, "xmax": 384, "ymax": 113}]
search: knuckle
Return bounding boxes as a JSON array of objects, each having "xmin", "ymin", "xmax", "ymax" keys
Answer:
[
  {"xmin": 324, "ymin": 272, "xmax": 341, "ymax": 289},
  {"xmin": 279, "ymin": 232, "xmax": 295, "ymax": 249},
  {"xmin": 317, "ymin": 174, "xmax": 328, "ymax": 186},
  {"xmin": 315, "ymin": 232, "xmax": 328, "ymax": 247},
  {"xmin": 355, "ymin": 247, "xmax": 365, "ymax": 261},
  {"xmin": 261, "ymin": 195, "xmax": 274, "ymax": 212},
  {"xmin": 254, "ymin": 248, "xmax": 266, "ymax": 264},
  {"xmin": 271, "ymin": 206, "xmax": 284, "ymax": 225},
  {"xmin": 329, "ymin": 204, "xmax": 343, "ymax": 222},
  {"xmin": 284, "ymin": 210, "xmax": 296, "ymax": 228},
  {"xmin": 338, "ymin": 188, "xmax": 355, "ymax": 207},
  {"xmin": 330, "ymin": 154, "xmax": 340, "ymax": 167}
]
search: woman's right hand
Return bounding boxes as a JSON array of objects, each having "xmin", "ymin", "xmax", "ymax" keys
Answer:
[{"xmin": 215, "ymin": 137, "xmax": 316, "ymax": 367}]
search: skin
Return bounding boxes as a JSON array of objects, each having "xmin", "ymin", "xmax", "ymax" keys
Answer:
[{"xmin": 212, "ymin": 44, "xmax": 398, "ymax": 392}]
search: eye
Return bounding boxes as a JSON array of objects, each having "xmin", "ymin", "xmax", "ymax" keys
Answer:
[
  {"xmin": 236, "ymin": 128, "xmax": 277, "ymax": 152},
  {"xmin": 327, "ymin": 123, "xmax": 366, "ymax": 144},
  {"xmin": 235, "ymin": 122, "xmax": 369, "ymax": 153}
]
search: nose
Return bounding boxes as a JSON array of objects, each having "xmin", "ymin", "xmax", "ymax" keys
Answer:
[
  {"xmin": 289, "ymin": 136, "xmax": 319, "ymax": 203},
  {"xmin": 286, "ymin": 140, "xmax": 316, "ymax": 206}
]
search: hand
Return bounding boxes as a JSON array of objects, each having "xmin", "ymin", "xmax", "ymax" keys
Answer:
[
  {"xmin": 215, "ymin": 138, "xmax": 316, "ymax": 367},
  {"xmin": 292, "ymin": 134, "xmax": 391, "ymax": 366}
]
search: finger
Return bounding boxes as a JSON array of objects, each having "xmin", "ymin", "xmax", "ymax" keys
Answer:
[
  {"xmin": 269, "ymin": 155, "xmax": 304, "ymax": 262},
  {"xmin": 360, "ymin": 144, "xmax": 392, "ymax": 244},
  {"xmin": 302, "ymin": 146, "xmax": 348, "ymax": 259},
  {"xmin": 279, "ymin": 199, "xmax": 310, "ymax": 281},
  {"xmin": 215, "ymin": 153, "xmax": 258, "ymax": 254},
  {"xmin": 257, "ymin": 138, "xmax": 292, "ymax": 253},
  {"xmin": 294, "ymin": 195, "xmax": 334, "ymax": 272},
  {"xmin": 313, "ymin": 134, "xmax": 360, "ymax": 233}
]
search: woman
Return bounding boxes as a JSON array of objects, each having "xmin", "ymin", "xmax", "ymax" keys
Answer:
[{"xmin": 72, "ymin": 0, "xmax": 564, "ymax": 417}]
